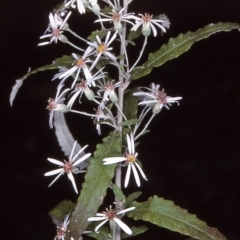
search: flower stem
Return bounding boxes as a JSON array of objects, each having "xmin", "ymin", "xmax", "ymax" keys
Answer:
[
  {"xmin": 134, "ymin": 113, "xmax": 155, "ymax": 141},
  {"xmin": 67, "ymin": 28, "xmax": 89, "ymax": 43},
  {"xmin": 128, "ymin": 36, "xmax": 148, "ymax": 73},
  {"xmin": 66, "ymin": 40, "xmax": 85, "ymax": 51},
  {"xmin": 114, "ymin": 1, "xmax": 130, "ymax": 240}
]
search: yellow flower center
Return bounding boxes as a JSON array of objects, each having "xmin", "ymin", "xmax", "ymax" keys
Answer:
[
  {"xmin": 97, "ymin": 44, "xmax": 106, "ymax": 53},
  {"xmin": 76, "ymin": 58, "xmax": 85, "ymax": 67},
  {"xmin": 126, "ymin": 154, "xmax": 136, "ymax": 163}
]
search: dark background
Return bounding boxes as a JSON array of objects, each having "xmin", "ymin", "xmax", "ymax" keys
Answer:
[{"xmin": 1, "ymin": 0, "xmax": 240, "ymax": 239}]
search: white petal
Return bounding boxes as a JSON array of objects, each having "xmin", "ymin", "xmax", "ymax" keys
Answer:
[
  {"xmin": 113, "ymin": 218, "xmax": 132, "ymax": 235},
  {"xmin": 71, "ymin": 145, "xmax": 89, "ymax": 162},
  {"xmin": 126, "ymin": 134, "xmax": 131, "ymax": 154},
  {"xmin": 68, "ymin": 172, "xmax": 78, "ymax": 193},
  {"xmin": 103, "ymin": 157, "xmax": 126, "ymax": 165},
  {"xmin": 73, "ymin": 153, "xmax": 91, "ymax": 166},
  {"xmin": 124, "ymin": 164, "xmax": 131, "ymax": 188},
  {"xmin": 117, "ymin": 207, "xmax": 136, "ymax": 215},
  {"xmin": 134, "ymin": 162, "xmax": 147, "ymax": 180},
  {"xmin": 88, "ymin": 216, "xmax": 107, "ymax": 221},
  {"xmin": 47, "ymin": 158, "xmax": 64, "ymax": 166},
  {"xmin": 150, "ymin": 22, "xmax": 158, "ymax": 37},
  {"xmin": 130, "ymin": 134, "xmax": 135, "ymax": 153},
  {"xmin": 107, "ymin": 31, "xmax": 117, "ymax": 46},
  {"xmin": 44, "ymin": 168, "xmax": 63, "ymax": 176},
  {"xmin": 95, "ymin": 213, "xmax": 106, "ymax": 217},
  {"xmin": 104, "ymin": 51, "xmax": 117, "ymax": 60},
  {"xmin": 77, "ymin": 0, "xmax": 85, "ymax": 14},
  {"xmin": 47, "ymin": 171, "xmax": 64, "ymax": 186},
  {"xmin": 69, "ymin": 141, "xmax": 78, "ymax": 161},
  {"xmin": 131, "ymin": 163, "xmax": 140, "ymax": 187},
  {"xmin": 151, "ymin": 21, "xmax": 166, "ymax": 33},
  {"xmin": 105, "ymin": 31, "xmax": 111, "ymax": 45},
  {"xmin": 59, "ymin": 66, "xmax": 78, "ymax": 79},
  {"xmin": 95, "ymin": 219, "xmax": 109, "ymax": 233}
]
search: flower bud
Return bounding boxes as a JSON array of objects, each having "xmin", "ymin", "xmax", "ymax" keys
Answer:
[
  {"xmin": 61, "ymin": 35, "xmax": 69, "ymax": 43},
  {"xmin": 114, "ymin": 22, "xmax": 123, "ymax": 33},
  {"xmin": 152, "ymin": 102, "xmax": 162, "ymax": 115},
  {"xmin": 56, "ymin": 104, "xmax": 69, "ymax": 113},
  {"xmin": 142, "ymin": 23, "xmax": 151, "ymax": 36},
  {"xmin": 84, "ymin": 88, "xmax": 95, "ymax": 101},
  {"xmin": 61, "ymin": 22, "xmax": 69, "ymax": 31},
  {"xmin": 109, "ymin": 91, "xmax": 118, "ymax": 104}
]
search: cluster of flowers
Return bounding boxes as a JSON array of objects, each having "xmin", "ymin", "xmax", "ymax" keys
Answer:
[
  {"xmin": 40, "ymin": 0, "xmax": 182, "ymax": 239},
  {"xmin": 55, "ymin": 204, "xmax": 135, "ymax": 239}
]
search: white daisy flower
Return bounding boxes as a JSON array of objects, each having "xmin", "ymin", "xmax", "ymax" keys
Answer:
[
  {"xmin": 55, "ymin": 213, "xmax": 70, "ymax": 240},
  {"xmin": 103, "ymin": 134, "xmax": 147, "ymax": 187},
  {"xmin": 88, "ymin": 205, "xmax": 135, "ymax": 235},
  {"xmin": 59, "ymin": 47, "xmax": 94, "ymax": 89},
  {"xmin": 67, "ymin": 79, "xmax": 95, "ymax": 109},
  {"xmin": 131, "ymin": 13, "xmax": 167, "ymax": 37},
  {"xmin": 133, "ymin": 83, "xmax": 182, "ymax": 114},
  {"xmin": 97, "ymin": 80, "xmax": 121, "ymax": 106},
  {"xmin": 38, "ymin": 12, "xmax": 71, "ymax": 46},
  {"xmin": 95, "ymin": 8, "xmax": 139, "ymax": 32},
  {"xmin": 88, "ymin": 31, "xmax": 117, "ymax": 70},
  {"xmin": 44, "ymin": 141, "xmax": 91, "ymax": 193},
  {"xmin": 46, "ymin": 85, "xmax": 69, "ymax": 129}
]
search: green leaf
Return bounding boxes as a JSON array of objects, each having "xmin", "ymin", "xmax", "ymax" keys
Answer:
[
  {"xmin": 88, "ymin": 28, "xmax": 112, "ymax": 42},
  {"xmin": 125, "ymin": 191, "xmax": 142, "ymax": 207},
  {"xmin": 112, "ymin": 183, "xmax": 126, "ymax": 202},
  {"xmin": 122, "ymin": 225, "xmax": 149, "ymax": 239},
  {"xmin": 127, "ymin": 196, "xmax": 227, "ymax": 240},
  {"xmin": 131, "ymin": 22, "xmax": 240, "ymax": 80},
  {"xmin": 123, "ymin": 87, "xmax": 139, "ymax": 120},
  {"xmin": 48, "ymin": 200, "xmax": 76, "ymax": 227},
  {"xmin": 49, "ymin": 200, "xmax": 76, "ymax": 219},
  {"xmin": 66, "ymin": 132, "xmax": 121, "ymax": 240},
  {"xmin": 120, "ymin": 119, "xmax": 141, "ymax": 126},
  {"xmin": 127, "ymin": 29, "xmax": 142, "ymax": 41},
  {"xmin": 10, "ymin": 55, "xmax": 73, "ymax": 106}
]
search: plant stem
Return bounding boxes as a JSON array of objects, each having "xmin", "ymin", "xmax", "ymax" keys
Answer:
[{"xmin": 114, "ymin": 1, "xmax": 129, "ymax": 240}]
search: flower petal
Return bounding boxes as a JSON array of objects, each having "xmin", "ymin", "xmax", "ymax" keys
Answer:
[
  {"xmin": 67, "ymin": 172, "xmax": 78, "ymax": 193},
  {"xmin": 134, "ymin": 162, "xmax": 147, "ymax": 180},
  {"xmin": 88, "ymin": 216, "xmax": 107, "ymax": 221},
  {"xmin": 124, "ymin": 163, "xmax": 131, "ymax": 188},
  {"xmin": 95, "ymin": 219, "xmax": 109, "ymax": 233},
  {"xmin": 47, "ymin": 158, "xmax": 64, "ymax": 166},
  {"xmin": 103, "ymin": 157, "xmax": 126, "ymax": 165},
  {"xmin": 126, "ymin": 134, "xmax": 132, "ymax": 153},
  {"xmin": 113, "ymin": 217, "xmax": 132, "ymax": 235},
  {"xmin": 117, "ymin": 206, "xmax": 136, "ymax": 215},
  {"xmin": 131, "ymin": 163, "xmax": 140, "ymax": 187},
  {"xmin": 73, "ymin": 152, "xmax": 91, "ymax": 166},
  {"xmin": 47, "ymin": 170, "xmax": 64, "ymax": 187},
  {"xmin": 44, "ymin": 168, "xmax": 63, "ymax": 176}
]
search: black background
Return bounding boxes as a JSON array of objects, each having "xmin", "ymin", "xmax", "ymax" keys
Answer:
[{"xmin": 1, "ymin": 0, "xmax": 240, "ymax": 239}]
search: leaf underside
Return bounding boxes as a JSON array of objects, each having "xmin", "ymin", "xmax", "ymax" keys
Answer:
[
  {"xmin": 10, "ymin": 55, "xmax": 73, "ymax": 106},
  {"xmin": 66, "ymin": 131, "xmax": 121, "ymax": 240},
  {"xmin": 127, "ymin": 196, "xmax": 227, "ymax": 240},
  {"xmin": 131, "ymin": 22, "xmax": 240, "ymax": 80}
]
